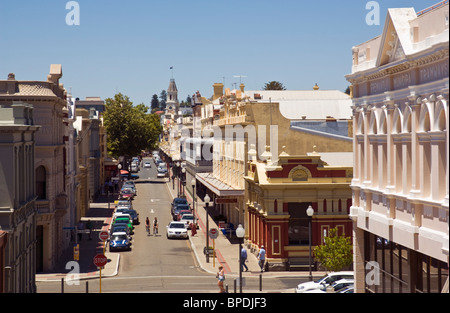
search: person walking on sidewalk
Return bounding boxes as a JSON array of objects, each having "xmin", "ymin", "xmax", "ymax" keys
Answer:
[
  {"xmin": 257, "ymin": 245, "xmax": 266, "ymax": 272},
  {"xmin": 241, "ymin": 246, "xmax": 249, "ymax": 272},
  {"xmin": 216, "ymin": 266, "xmax": 226, "ymax": 293},
  {"xmin": 86, "ymin": 219, "xmax": 93, "ymax": 240}
]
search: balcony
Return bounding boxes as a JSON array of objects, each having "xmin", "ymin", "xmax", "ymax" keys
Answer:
[{"xmin": 213, "ymin": 115, "xmax": 249, "ymax": 126}]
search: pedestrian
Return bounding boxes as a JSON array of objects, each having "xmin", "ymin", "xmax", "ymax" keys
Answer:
[
  {"xmin": 153, "ymin": 217, "xmax": 158, "ymax": 235},
  {"xmin": 257, "ymin": 245, "xmax": 266, "ymax": 272},
  {"xmin": 77, "ymin": 221, "xmax": 84, "ymax": 241},
  {"xmin": 86, "ymin": 219, "xmax": 93, "ymax": 240},
  {"xmin": 216, "ymin": 266, "xmax": 226, "ymax": 293},
  {"xmin": 145, "ymin": 217, "xmax": 150, "ymax": 236},
  {"xmin": 190, "ymin": 222, "xmax": 197, "ymax": 236},
  {"xmin": 241, "ymin": 246, "xmax": 249, "ymax": 272}
]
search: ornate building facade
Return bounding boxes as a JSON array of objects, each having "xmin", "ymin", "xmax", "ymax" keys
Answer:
[
  {"xmin": 346, "ymin": 2, "xmax": 449, "ymax": 293},
  {"xmin": 0, "ymin": 102, "xmax": 40, "ymax": 292}
]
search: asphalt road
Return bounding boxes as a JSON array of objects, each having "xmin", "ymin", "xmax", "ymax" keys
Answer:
[{"xmin": 36, "ymin": 157, "xmax": 304, "ymax": 293}]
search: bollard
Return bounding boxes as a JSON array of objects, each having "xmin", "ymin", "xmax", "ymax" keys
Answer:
[
  {"xmin": 61, "ymin": 278, "xmax": 64, "ymax": 293},
  {"xmin": 86, "ymin": 281, "xmax": 89, "ymax": 293},
  {"xmin": 225, "ymin": 284, "xmax": 229, "ymax": 293},
  {"xmin": 234, "ymin": 279, "xmax": 237, "ymax": 293},
  {"xmin": 259, "ymin": 274, "xmax": 262, "ymax": 292}
]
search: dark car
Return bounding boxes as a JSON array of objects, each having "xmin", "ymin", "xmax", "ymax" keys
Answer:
[
  {"xmin": 109, "ymin": 224, "xmax": 132, "ymax": 239},
  {"xmin": 109, "ymin": 232, "xmax": 131, "ymax": 252},
  {"xmin": 172, "ymin": 204, "xmax": 190, "ymax": 220},
  {"xmin": 171, "ymin": 197, "xmax": 188, "ymax": 210},
  {"xmin": 124, "ymin": 209, "xmax": 139, "ymax": 225}
]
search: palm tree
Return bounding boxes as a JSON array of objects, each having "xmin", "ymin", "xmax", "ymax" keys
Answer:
[{"xmin": 263, "ymin": 81, "xmax": 286, "ymax": 90}]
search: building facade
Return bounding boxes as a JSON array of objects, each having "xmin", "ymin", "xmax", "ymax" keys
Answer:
[
  {"xmin": 346, "ymin": 2, "xmax": 449, "ymax": 293},
  {"xmin": 194, "ymin": 83, "xmax": 354, "ymax": 268},
  {"xmin": 245, "ymin": 150, "xmax": 353, "ymax": 271},
  {"xmin": 0, "ymin": 65, "xmax": 69, "ymax": 272},
  {"xmin": 0, "ymin": 102, "xmax": 40, "ymax": 292}
]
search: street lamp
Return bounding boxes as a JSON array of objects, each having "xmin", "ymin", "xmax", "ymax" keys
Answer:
[
  {"xmin": 204, "ymin": 194, "xmax": 211, "ymax": 263},
  {"xmin": 236, "ymin": 224, "xmax": 245, "ymax": 293},
  {"xmin": 306, "ymin": 205, "xmax": 314, "ymax": 281},
  {"xmin": 191, "ymin": 178, "xmax": 196, "ymax": 217},
  {"xmin": 181, "ymin": 167, "xmax": 186, "ymax": 196}
]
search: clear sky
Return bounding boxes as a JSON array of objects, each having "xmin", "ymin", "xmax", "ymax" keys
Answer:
[{"xmin": 0, "ymin": 0, "xmax": 442, "ymax": 105}]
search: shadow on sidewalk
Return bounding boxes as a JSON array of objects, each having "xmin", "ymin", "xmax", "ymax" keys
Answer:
[{"xmin": 38, "ymin": 194, "xmax": 116, "ymax": 275}]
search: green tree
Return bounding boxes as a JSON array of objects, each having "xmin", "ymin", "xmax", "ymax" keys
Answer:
[
  {"xmin": 159, "ymin": 90, "xmax": 167, "ymax": 110},
  {"xmin": 151, "ymin": 94, "xmax": 159, "ymax": 112},
  {"xmin": 103, "ymin": 93, "xmax": 162, "ymax": 158},
  {"xmin": 263, "ymin": 81, "xmax": 286, "ymax": 90},
  {"xmin": 313, "ymin": 227, "xmax": 353, "ymax": 272}
]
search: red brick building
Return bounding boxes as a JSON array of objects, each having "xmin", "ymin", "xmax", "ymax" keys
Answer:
[{"xmin": 244, "ymin": 151, "xmax": 353, "ymax": 271}]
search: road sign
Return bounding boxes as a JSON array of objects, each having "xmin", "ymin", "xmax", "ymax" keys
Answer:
[
  {"xmin": 99, "ymin": 231, "xmax": 109, "ymax": 241},
  {"xmin": 209, "ymin": 228, "xmax": 219, "ymax": 240},
  {"xmin": 93, "ymin": 254, "xmax": 108, "ymax": 268}
]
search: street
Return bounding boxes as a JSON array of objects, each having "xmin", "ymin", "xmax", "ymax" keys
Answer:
[{"xmin": 36, "ymin": 158, "xmax": 304, "ymax": 293}]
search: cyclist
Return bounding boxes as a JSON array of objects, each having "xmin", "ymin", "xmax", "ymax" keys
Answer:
[
  {"xmin": 153, "ymin": 217, "xmax": 159, "ymax": 235},
  {"xmin": 145, "ymin": 217, "xmax": 150, "ymax": 236}
]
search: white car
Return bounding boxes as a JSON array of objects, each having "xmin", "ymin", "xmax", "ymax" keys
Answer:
[
  {"xmin": 166, "ymin": 221, "xmax": 188, "ymax": 239},
  {"xmin": 113, "ymin": 212, "xmax": 133, "ymax": 221},
  {"xmin": 179, "ymin": 213, "xmax": 198, "ymax": 229},
  {"xmin": 303, "ymin": 278, "xmax": 354, "ymax": 293},
  {"xmin": 144, "ymin": 161, "xmax": 151, "ymax": 168},
  {"xmin": 295, "ymin": 271, "xmax": 354, "ymax": 293}
]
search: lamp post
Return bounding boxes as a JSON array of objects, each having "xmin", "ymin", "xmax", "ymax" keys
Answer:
[
  {"xmin": 306, "ymin": 205, "xmax": 314, "ymax": 281},
  {"xmin": 236, "ymin": 224, "xmax": 245, "ymax": 293},
  {"xmin": 181, "ymin": 167, "xmax": 186, "ymax": 196},
  {"xmin": 191, "ymin": 178, "xmax": 196, "ymax": 216},
  {"xmin": 176, "ymin": 162, "xmax": 180, "ymax": 196},
  {"xmin": 204, "ymin": 194, "xmax": 210, "ymax": 263}
]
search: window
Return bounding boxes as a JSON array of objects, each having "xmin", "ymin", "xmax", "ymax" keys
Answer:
[
  {"xmin": 35, "ymin": 166, "xmax": 46, "ymax": 200},
  {"xmin": 288, "ymin": 202, "xmax": 312, "ymax": 245}
]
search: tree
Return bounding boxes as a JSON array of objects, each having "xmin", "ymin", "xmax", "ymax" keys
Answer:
[
  {"xmin": 263, "ymin": 81, "xmax": 286, "ymax": 90},
  {"xmin": 159, "ymin": 90, "xmax": 167, "ymax": 110},
  {"xmin": 313, "ymin": 227, "xmax": 353, "ymax": 272},
  {"xmin": 103, "ymin": 93, "xmax": 162, "ymax": 158},
  {"xmin": 151, "ymin": 94, "xmax": 159, "ymax": 113}
]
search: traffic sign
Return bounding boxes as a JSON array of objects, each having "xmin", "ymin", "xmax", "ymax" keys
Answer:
[
  {"xmin": 99, "ymin": 231, "xmax": 109, "ymax": 241},
  {"xmin": 93, "ymin": 254, "xmax": 108, "ymax": 268},
  {"xmin": 209, "ymin": 228, "xmax": 219, "ymax": 239}
]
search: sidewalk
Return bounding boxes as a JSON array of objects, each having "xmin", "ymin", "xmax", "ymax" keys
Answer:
[
  {"xmin": 36, "ymin": 194, "xmax": 120, "ymax": 283},
  {"xmin": 167, "ymin": 176, "xmax": 327, "ymax": 292}
]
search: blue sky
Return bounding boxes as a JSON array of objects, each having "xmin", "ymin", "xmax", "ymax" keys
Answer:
[{"xmin": 0, "ymin": 0, "xmax": 442, "ymax": 105}]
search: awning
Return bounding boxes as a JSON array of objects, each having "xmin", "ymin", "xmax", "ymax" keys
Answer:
[{"xmin": 196, "ymin": 172, "xmax": 244, "ymax": 197}]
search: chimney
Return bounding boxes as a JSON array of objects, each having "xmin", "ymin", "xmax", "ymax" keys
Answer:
[
  {"xmin": 213, "ymin": 83, "xmax": 224, "ymax": 101},
  {"xmin": 240, "ymin": 83, "xmax": 245, "ymax": 93},
  {"xmin": 313, "ymin": 83, "xmax": 319, "ymax": 90},
  {"xmin": 47, "ymin": 64, "xmax": 62, "ymax": 85}
]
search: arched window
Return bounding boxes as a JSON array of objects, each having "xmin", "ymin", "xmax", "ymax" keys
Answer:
[{"xmin": 36, "ymin": 166, "xmax": 46, "ymax": 200}]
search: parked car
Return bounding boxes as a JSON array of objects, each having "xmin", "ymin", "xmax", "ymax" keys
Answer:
[
  {"xmin": 180, "ymin": 213, "xmax": 198, "ymax": 229},
  {"xmin": 172, "ymin": 204, "xmax": 190, "ymax": 220},
  {"xmin": 124, "ymin": 209, "xmax": 139, "ymax": 225},
  {"xmin": 166, "ymin": 221, "xmax": 188, "ymax": 239},
  {"xmin": 115, "ymin": 200, "xmax": 132, "ymax": 209},
  {"xmin": 157, "ymin": 167, "xmax": 168, "ymax": 178},
  {"xmin": 113, "ymin": 216, "xmax": 134, "ymax": 233},
  {"xmin": 295, "ymin": 271, "xmax": 354, "ymax": 293},
  {"xmin": 303, "ymin": 279, "xmax": 354, "ymax": 293},
  {"xmin": 171, "ymin": 197, "xmax": 188, "ymax": 210},
  {"xmin": 176, "ymin": 209, "xmax": 192, "ymax": 221},
  {"xmin": 109, "ymin": 232, "xmax": 131, "ymax": 252},
  {"xmin": 109, "ymin": 224, "xmax": 132, "ymax": 239}
]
